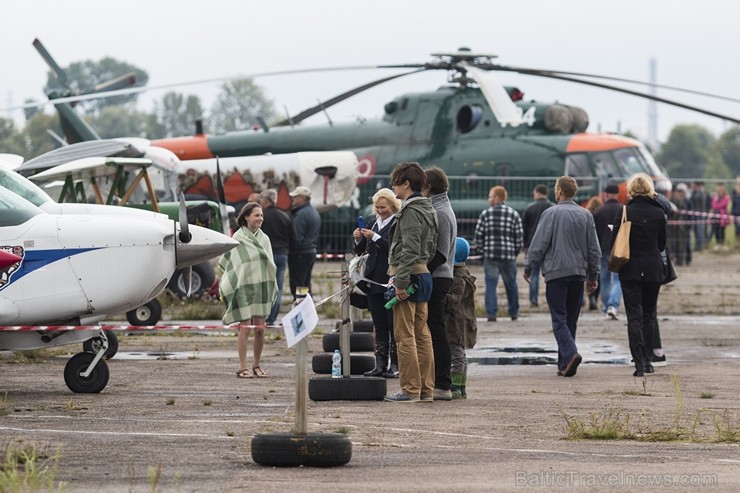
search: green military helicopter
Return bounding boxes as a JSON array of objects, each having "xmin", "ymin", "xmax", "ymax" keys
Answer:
[{"xmin": 27, "ymin": 45, "xmax": 740, "ymax": 252}]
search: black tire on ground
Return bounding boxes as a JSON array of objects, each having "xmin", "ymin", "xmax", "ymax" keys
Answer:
[
  {"xmin": 82, "ymin": 330, "xmax": 119, "ymax": 359},
  {"xmin": 322, "ymin": 332, "xmax": 374, "ymax": 353},
  {"xmin": 63, "ymin": 352, "xmax": 110, "ymax": 393},
  {"xmin": 312, "ymin": 353, "xmax": 375, "ymax": 375},
  {"xmin": 351, "ymin": 320, "xmax": 374, "ymax": 333},
  {"xmin": 308, "ymin": 376, "xmax": 386, "ymax": 401},
  {"xmin": 167, "ymin": 262, "xmax": 215, "ymax": 298},
  {"xmin": 251, "ymin": 432, "xmax": 352, "ymax": 467},
  {"xmin": 126, "ymin": 299, "xmax": 162, "ymax": 326}
]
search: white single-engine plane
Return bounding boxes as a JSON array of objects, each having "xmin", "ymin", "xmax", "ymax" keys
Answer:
[{"xmin": 0, "ymin": 181, "xmax": 237, "ymax": 393}]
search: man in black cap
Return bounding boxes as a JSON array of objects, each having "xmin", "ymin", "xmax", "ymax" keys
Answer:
[{"xmin": 593, "ymin": 185, "xmax": 623, "ymax": 320}]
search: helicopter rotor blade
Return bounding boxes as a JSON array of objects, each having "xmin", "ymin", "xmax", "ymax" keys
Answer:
[
  {"xmin": 461, "ymin": 63, "xmax": 523, "ymax": 126},
  {"xmin": 496, "ymin": 65, "xmax": 740, "ymax": 105},
  {"xmin": 93, "ymin": 71, "xmax": 138, "ymax": 94},
  {"xmin": 4, "ymin": 65, "xmax": 411, "ymax": 112},
  {"xmin": 506, "ymin": 69, "xmax": 740, "ymax": 125},
  {"xmin": 32, "ymin": 38, "xmax": 68, "ymax": 87},
  {"xmin": 275, "ymin": 69, "xmax": 423, "ymax": 126}
]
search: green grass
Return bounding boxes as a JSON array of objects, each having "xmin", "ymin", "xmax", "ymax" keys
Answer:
[{"xmin": 0, "ymin": 441, "xmax": 65, "ymax": 492}]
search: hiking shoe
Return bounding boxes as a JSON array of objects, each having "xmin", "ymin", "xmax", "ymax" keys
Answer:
[
  {"xmin": 606, "ymin": 306, "xmax": 619, "ymax": 320},
  {"xmin": 419, "ymin": 394, "xmax": 434, "ymax": 403},
  {"xmin": 651, "ymin": 354, "xmax": 667, "ymax": 367},
  {"xmin": 487, "ymin": 316, "xmax": 497, "ymax": 322},
  {"xmin": 433, "ymin": 388, "xmax": 452, "ymax": 401},
  {"xmin": 384, "ymin": 392, "xmax": 419, "ymax": 403}
]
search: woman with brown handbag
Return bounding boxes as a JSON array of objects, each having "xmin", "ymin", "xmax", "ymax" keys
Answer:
[{"xmin": 610, "ymin": 173, "xmax": 667, "ymax": 377}]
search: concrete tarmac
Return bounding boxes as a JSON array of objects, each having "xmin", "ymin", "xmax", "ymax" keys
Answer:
[{"xmin": 2, "ymin": 252, "xmax": 740, "ymax": 491}]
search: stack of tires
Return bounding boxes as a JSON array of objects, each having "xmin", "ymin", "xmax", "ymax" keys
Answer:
[{"xmin": 308, "ymin": 320, "xmax": 387, "ymax": 401}]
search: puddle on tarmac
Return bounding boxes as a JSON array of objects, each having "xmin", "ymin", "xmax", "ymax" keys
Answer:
[{"xmin": 468, "ymin": 342, "xmax": 630, "ymax": 366}]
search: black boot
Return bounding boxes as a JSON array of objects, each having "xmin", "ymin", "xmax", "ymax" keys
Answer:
[
  {"xmin": 364, "ymin": 342, "xmax": 388, "ymax": 377},
  {"xmin": 383, "ymin": 339, "xmax": 399, "ymax": 378}
]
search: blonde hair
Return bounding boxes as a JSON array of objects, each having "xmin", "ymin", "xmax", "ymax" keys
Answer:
[
  {"xmin": 627, "ymin": 173, "xmax": 656, "ymax": 199},
  {"xmin": 372, "ymin": 188, "xmax": 401, "ymax": 213}
]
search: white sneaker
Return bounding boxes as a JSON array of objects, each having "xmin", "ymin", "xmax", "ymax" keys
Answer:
[{"xmin": 606, "ymin": 306, "xmax": 619, "ymax": 320}]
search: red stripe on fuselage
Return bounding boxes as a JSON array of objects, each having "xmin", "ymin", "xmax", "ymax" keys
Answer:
[
  {"xmin": 566, "ymin": 133, "xmax": 642, "ymax": 153},
  {"xmin": 152, "ymin": 135, "xmax": 215, "ymax": 159}
]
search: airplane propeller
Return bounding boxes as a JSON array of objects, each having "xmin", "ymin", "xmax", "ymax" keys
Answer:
[{"xmin": 178, "ymin": 192, "xmax": 193, "ymax": 297}]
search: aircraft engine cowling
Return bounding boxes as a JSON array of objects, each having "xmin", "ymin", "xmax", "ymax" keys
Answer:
[{"xmin": 518, "ymin": 102, "xmax": 590, "ymax": 134}]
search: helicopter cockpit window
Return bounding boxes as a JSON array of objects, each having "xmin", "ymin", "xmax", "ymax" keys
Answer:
[
  {"xmin": 564, "ymin": 154, "xmax": 592, "ymax": 187},
  {"xmin": 457, "ymin": 105, "xmax": 483, "ymax": 134},
  {"xmin": 592, "ymin": 152, "xmax": 620, "ymax": 180},
  {"xmin": 0, "ymin": 187, "xmax": 42, "ymax": 227},
  {"xmin": 613, "ymin": 147, "xmax": 646, "ymax": 175}
]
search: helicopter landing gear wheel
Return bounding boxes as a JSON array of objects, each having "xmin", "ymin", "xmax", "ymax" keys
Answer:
[
  {"xmin": 64, "ymin": 352, "xmax": 110, "ymax": 393},
  {"xmin": 126, "ymin": 299, "xmax": 162, "ymax": 326},
  {"xmin": 251, "ymin": 432, "xmax": 352, "ymax": 467},
  {"xmin": 82, "ymin": 330, "xmax": 119, "ymax": 359}
]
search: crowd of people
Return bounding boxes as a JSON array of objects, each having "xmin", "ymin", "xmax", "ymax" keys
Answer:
[{"xmin": 215, "ymin": 165, "xmax": 739, "ymax": 392}]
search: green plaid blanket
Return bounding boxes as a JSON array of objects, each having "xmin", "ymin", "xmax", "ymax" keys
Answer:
[{"xmin": 217, "ymin": 227, "xmax": 277, "ymax": 325}]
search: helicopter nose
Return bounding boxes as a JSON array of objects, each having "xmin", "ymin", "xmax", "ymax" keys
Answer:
[{"xmin": 175, "ymin": 224, "xmax": 237, "ymax": 269}]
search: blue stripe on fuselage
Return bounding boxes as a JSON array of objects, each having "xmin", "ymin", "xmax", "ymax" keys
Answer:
[{"xmin": 0, "ymin": 248, "xmax": 101, "ymax": 289}]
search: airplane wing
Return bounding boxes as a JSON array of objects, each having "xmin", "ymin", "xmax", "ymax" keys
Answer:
[{"xmin": 28, "ymin": 156, "xmax": 153, "ymax": 183}]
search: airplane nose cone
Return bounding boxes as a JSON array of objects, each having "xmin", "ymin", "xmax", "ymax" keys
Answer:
[{"xmin": 175, "ymin": 225, "xmax": 237, "ymax": 268}]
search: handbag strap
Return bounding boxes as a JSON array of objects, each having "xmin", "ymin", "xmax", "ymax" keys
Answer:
[{"xmin": 621, "ymin": 206, "xmax": 627, "ymax": 223}]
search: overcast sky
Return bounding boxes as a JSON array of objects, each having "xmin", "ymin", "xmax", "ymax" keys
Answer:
[{"xmin": 3, "ymin": 0, "xmax": 739, "ymax": 147}]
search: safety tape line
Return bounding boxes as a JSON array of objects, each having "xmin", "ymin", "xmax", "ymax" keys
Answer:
[{"xmin": 0, "ymin": 285, "xmax": 352, "ymax": 332}]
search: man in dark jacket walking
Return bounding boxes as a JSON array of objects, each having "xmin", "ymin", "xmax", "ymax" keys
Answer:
[{"xmin": 524, "ymin": 176, "xmax": 600, "ymax": 378}]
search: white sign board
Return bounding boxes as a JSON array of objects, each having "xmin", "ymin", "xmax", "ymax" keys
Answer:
[{"xmin": 281, "ymin": 294, "xmax": 319, "ymax": 348}]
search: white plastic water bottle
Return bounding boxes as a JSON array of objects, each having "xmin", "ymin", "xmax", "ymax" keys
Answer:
[{"xmin": 331, "ymin": 349, "xmax": 342, "ymax": 378}]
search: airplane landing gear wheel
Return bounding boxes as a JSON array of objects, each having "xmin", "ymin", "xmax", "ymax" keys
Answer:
[
  {"xmin": 126, "ymin": 299, "xmax": 162, "ymax": 326},
  {"xmin": 251, "ymin": 432, "xmax": 352, "ymax": 467},
  {"xmin": 64, "ymin": 352, "xmax": 109, "ymax": 393},
  {"xmin": 82, "ymin": 330, "xmax": 119, "ymax": 359}
]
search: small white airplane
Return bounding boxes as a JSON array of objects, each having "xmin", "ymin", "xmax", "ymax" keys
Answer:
[{"xmin": 0, "ymin": 182, "xmax": 237, "ymax": 393}]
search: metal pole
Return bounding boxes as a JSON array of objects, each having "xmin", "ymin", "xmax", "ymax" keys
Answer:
[
  {"xmin": 295, "ymin": 338, "xmax": 308, "ymax": 435},
  {"xmin": 340, "ymin": 262, "xmax": 352, "ymax": 377}
]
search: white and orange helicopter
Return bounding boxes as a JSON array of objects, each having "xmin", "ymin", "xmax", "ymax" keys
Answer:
[{"xmin": 0, "ymin": 161, "xmax": 237, "ymax": 393}]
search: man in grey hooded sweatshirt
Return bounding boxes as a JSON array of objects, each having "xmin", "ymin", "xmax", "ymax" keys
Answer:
[{"xmin": 423, "ymin": 167, "xmax": 457, "ymax": 401}]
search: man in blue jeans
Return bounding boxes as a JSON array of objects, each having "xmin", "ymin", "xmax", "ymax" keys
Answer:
[
  {"xmin": 524, "ymin": 176, "xmax": 600, "ymax": 377},
  {"xmin": 474, "ymin": 186, "xmax": 523, "ymax": 321},
  {"xmin": 593, "ymin": 185, "xmax": 623, "ymax": 320}
]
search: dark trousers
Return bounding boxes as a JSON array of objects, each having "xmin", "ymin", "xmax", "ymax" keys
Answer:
[
  {"xmin": 289, "ymin": 252, "xmax": 316, "ymax": 299},
  {"xmin": 427, "ymin": 277, "xmax": 453, "ymax": 390},
  {"xmin": 545, "ymin": 276, "xmax": 584, "ymax": 371},
  {"xmin": 367, "ymin": 292, "xmax": 394, "ymax": 348},
  {"xmin": 621, "ymin": 280, "xmax": 661, "ymax": 370}
]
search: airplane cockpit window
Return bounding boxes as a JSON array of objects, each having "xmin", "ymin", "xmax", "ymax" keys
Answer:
[
  {"xmin": 592, "ymin": 152, "xmax": 620, "ymax": 180},
  {"xmin": 564, "ymin": 153, "xmax": 592, "ymax": 187},
  {"xmin": 0, "ymin": 188, "xmax": 42, "ymax": 227},
  {"xmin": 0, "ymin": 167, "xmax": 54, "ymax": 207},
  {"xmin": 457, "ymin": 105, "xmax": 483, "ymax": 134},
  {"xmin": 613, "ymin": 147, "xmax": 645, "ymax": 175}
]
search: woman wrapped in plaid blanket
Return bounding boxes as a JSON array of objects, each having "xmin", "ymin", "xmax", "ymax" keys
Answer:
[{"xmin": 217, "ymin": 202, "xmax": 277, "ymax": 379}]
